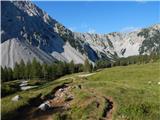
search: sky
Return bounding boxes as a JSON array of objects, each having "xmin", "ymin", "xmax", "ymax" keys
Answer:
[{"xmin": 33, "ymin": 1, "xmax": 160, "ymax": 34}]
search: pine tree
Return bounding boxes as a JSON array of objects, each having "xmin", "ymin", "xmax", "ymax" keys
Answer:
[
  {"xmin": 56, "ymin": 62, "xmax": 64, "ymax": 77},
  {"xmin": 69, "ymin": 60, "xmax": 75, "ymax": 74},
  {"xmin": 31, "ymin": 58, "xmax": 42, "ymax": 78},
  {"xmin": 83, "ymin": 59, "xmax": 92, "ymax": 72},
  {"xmin": 51, "ymin": 63, "xmax": 58, "ymax": 79},
  {"xmin": 42, "ymin": 64, "xmax": 48, "ymax": 80},
  {"xmin": 1, "ymin": 67, "xmax": 5, "ymax": 82},
  {"xmin": 1, "ymin": 67, "xmax": 8, "ymax": 82},
  {"xmin": 25, "ymin": 60, "xmax": 32, "ymax": 80},
  {"xmin": 19, "ymin": 59, "xmax": 25, "ymax": 79},
  {"xmin": 13, "ymin": 62, "xmax": 20, "ymax": 80},
  {"xmin": 7, "ymin": 67, "xmax": 13, "ymax": 81}
]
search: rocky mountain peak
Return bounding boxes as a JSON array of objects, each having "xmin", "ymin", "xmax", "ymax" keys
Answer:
[{"xmin": 1, "ymin": 1, "xmax": 160, "ymax": 68}]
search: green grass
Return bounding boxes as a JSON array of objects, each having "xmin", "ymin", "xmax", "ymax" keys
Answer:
[
  {"xmin": 1, "ymin": 78, "xmax": 73, "ymax": 120},
  {"xmin": 1, "ymin": 62, "xmax": 160, "ymax": 120},
  {"xmin": 83, "ymin": 62, "xmax": 160, "ymax": 120}
]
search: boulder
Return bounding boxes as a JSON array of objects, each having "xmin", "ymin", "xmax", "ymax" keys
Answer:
[
  {"xmin": 38, "ymin": 101, "xmax": 51, "ymax": 111},
  {"xmin": 65, "ymin": 95, "xmax": 74, "ymax": 101},
  {"xmin": 11, "ymin": 95, "xmax": 21, "ymax": 102}
]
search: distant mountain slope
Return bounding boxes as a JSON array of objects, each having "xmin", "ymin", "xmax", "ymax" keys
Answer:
[
  {"xmin": 1, "ymin": 1, "xmax": 160, "ymax": 68},
  {"xmin": 73, "ymin": 24, "xmax": 160, "ymax": 59}
]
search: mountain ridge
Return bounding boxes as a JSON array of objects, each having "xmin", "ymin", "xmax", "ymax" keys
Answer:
[{"xmin": 1, "ymin": 1, "xmax": 160, "ymax": 68}]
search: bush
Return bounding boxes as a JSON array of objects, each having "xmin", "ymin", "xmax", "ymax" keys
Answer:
[{"xmin": 1, "ymin": 84, "xmax": 19, "ymax": 97}]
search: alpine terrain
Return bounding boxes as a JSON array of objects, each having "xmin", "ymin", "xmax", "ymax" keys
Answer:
[
  {"xmin": 1, "ymin": 1, "xmax": 160, "ymax": 120},
  {"xmin": 1, "ymin": 1, "xmax": 160, "ymax": 68}
]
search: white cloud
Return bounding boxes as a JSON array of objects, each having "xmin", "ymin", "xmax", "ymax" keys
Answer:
[
  {"xmin": 69, "ymin": 23, "xmax": 96, "ymax": 33},
  {"xmin": 135, "ymin": 0, "xmax": 147, "ymax": 4},
  {"xmin": 80, "ymin": 23, "xmax": 88, "ymax": 29},
  {"xmin": 88, "ymin": 28, "xmax": 96, "ymax": 33},
  {"xmin": 120, "ymin": 26, "xmax": 140, "ymax": 32}
]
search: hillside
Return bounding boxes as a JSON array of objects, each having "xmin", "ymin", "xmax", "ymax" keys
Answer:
[
  {"xmin": 1, "ymin": 62, "xmax": 160, "ymax": 120},
  {"xmin": 1, "ymin": 1, "xmax": 160, "ymax": 68}
]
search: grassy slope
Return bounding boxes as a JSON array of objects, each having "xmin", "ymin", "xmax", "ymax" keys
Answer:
[
  {"xmin": 83, "ymin": 62, "xmax": 160, "ymax": 120},
  {"xmin": 1, "ymin": 77, "xmax": 73, "ymax": 120},
  {"xmin": 1, "ymin": 62, "xmax": 160, "ymax": 120}
]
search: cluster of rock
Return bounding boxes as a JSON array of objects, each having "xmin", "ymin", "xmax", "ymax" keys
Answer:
[
  {"xmin": 38, "ymin": 85, "xmax": 74, "ymax": 111},
  {"xmin": 20, "ymin": 80, "xmax": 37, "ymax": 91}
]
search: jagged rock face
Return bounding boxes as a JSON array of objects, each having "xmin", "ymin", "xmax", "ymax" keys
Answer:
[
  {"xmin": 1, "ymin": 1, "xmax": 160, "ymax": 68},
  {"xmin": 73, "ymin": 24, "xmax": 160, "ymax": 59},
  {"xmin": 1, "ymin": 1, "xmax": 88, "ymax": 68}
]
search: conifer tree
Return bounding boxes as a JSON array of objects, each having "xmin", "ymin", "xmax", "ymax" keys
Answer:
[
  {"xmin": 83, "ymin": 59, "xmax": 92, "ymax": 72},
  {"xmin": 25, "ymin": 60, "xmax": 32, "ymax": 79},
  {"xmin": 69, "ymin": 60, "xmax": 75, "ymax": 74},
  {"xmin": 13, "ymin": 62, "xmax": 20, "ymax": 80},
  {"xmin": 19, "ymin": 59, "xmax": 25, "ymax": 79},
  {"xmin": 1, "ymin": 67, "xmax": 5, "ymax": 82},
  {"xmin": 31, "ymin": 58, "xmax": 42, "ymax": 78}
]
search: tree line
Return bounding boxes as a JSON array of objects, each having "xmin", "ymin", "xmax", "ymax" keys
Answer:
[
  {"xmin": 94, "ymin": 53, "xmax": 159, "ymax": 70},
  {"xmin": 1, "ymin": 58, "xmax": 94, "ymax": 82},
  {"xmin": 2, "ymin": 53, "xmax": 159, "ymax": 82}
]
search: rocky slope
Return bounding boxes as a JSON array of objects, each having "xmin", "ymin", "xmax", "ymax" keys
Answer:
[
  {"xmin": 74, "ymin": 24, "xmax": 160, "ymax": 58},
  {"xmin": 1, "ymin": 1, "xmax": 160, "ymax": 68}
]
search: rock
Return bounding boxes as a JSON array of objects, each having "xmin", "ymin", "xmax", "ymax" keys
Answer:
[
  {"xmin": 75, "ymin": 85, "xmax": 82, "ymax": 89},
  {"xmin": 65, "ymin": 95, "xmax": 74, "ymax": 101},
  {"xmin": 38, "ymin": 101, "xmax": 51, "ymax": 111},
  {"xmin": 78, "ymin": 85, "xmax": 82, "ymax": 89},
  {"xmin": 20, "ymin": 80, "xmax": 28, "ymax": 87},
  {"xmin": 11, "ymin": 95, "xmax": 21, "ymax": 102},
  {"xmin": 58, "ymin": 88, "xmax": 64, "ymax": 92},
  {"xmin": 95, "ymin": 101, "xmax": 100, "ymax": 108},
  {"xmin": 20, "ymin": 83, "xmax": 28, "ymax": 87},
  {"xmin": 21, "ymin": 86, "xmax": 37, "ymax": 91}
]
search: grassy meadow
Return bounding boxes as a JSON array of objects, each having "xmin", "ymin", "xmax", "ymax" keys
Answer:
[{"xmin": 1, "ymin": 62, "xmax": 160, "ymax": 120}]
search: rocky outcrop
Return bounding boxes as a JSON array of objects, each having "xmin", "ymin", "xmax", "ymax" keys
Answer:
[{"xmin": 1, "ymin": 1, "xmax": 160, "ymax": 68}]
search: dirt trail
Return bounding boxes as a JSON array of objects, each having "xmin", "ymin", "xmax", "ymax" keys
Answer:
[
  {"xmin": 101, "ymin": 97, "xmax": 115, "ymax": 120},
  {"xmin": 88, "ymin": 88, "xmax": 115, "ymax": 120},
  {"xmin": 15, "ymin": 79, "xmax": 116, "ymax": 120},
  {"xmin": 16, "ymin": 83, "xmax": 73, "ymax": 120}
]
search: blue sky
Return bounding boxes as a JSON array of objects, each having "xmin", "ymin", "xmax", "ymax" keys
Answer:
[{"xmin": 33, "ymin": 1, "xmax": 159, "ymax": 34}]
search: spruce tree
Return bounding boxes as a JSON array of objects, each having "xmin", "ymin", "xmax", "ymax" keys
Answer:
[
  {"xmin": 56, "ymin": 62, "xmax": 64, "ymax": 77},
  {"xmin": 19, "ymin": 59, "xmax": 25, "ymax": 79},
  {"xmin": 51, "ymin": 63, "xmax": 58, "ymax": 79},
  {"xmin": 69, "ymin": 60, "xmax": 75, "ymax": 74},
  {"xmin": 7, "ymin": 67, "xmax": 13, "ymax": 81},
  {"xmin": 83, "ymin": 59, "xmax": 92, "ymax": 72},
  {"xmin": 1, "ymin": 67, "xmax": 5, "ymax": 82},
  {"xmin": 42, "ymin": 64, "xmax": 48, "ymax": 80},
  {"xmin": 25, "ymin": 60, "xmax": 32, "ymax": 80},
  {"xmin": 31, "ymin": 58, "xmax": 42, "ymax": 79},
  {"xmin": 13, "ymin": 62, "xmax": 20, "ymax": 80}
]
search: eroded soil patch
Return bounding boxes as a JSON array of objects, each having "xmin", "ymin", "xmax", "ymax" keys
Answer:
[
  {"xmin": 14, "ymin": 82, "xmax": 74, "ymax": 120},
  {"xmin": 100, "ymin": 97, "xmax": 114, "ymax": 120}
]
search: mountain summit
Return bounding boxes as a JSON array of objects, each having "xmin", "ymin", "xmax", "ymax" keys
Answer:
[{"xmin": 1, "ymin": 1, "xmax": 160, "ymax": 68}]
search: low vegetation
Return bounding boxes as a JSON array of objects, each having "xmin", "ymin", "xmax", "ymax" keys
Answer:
[
  {"xmin": 1, "ymin": 53, "xmax": 160, "ymax": 120},
  {"xmin": 1, "ymin": 61, "xmax": 160, "ymax": 120},
  {"xmin": 95, "ymin": 53, "xmax": 159, "ymax": 70},
  {"xmin": 1, "ymin": 58, "xmax": 84, "ymax": 82}
]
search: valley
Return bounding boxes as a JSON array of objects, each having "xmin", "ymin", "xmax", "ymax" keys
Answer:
[
  {"xmin": 2, "ymin": 62, "xmax": 160, "ymax": 120},
  {"xmin": 1, "ymin": 1, "xmax": 160, "ymax": 120}
]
